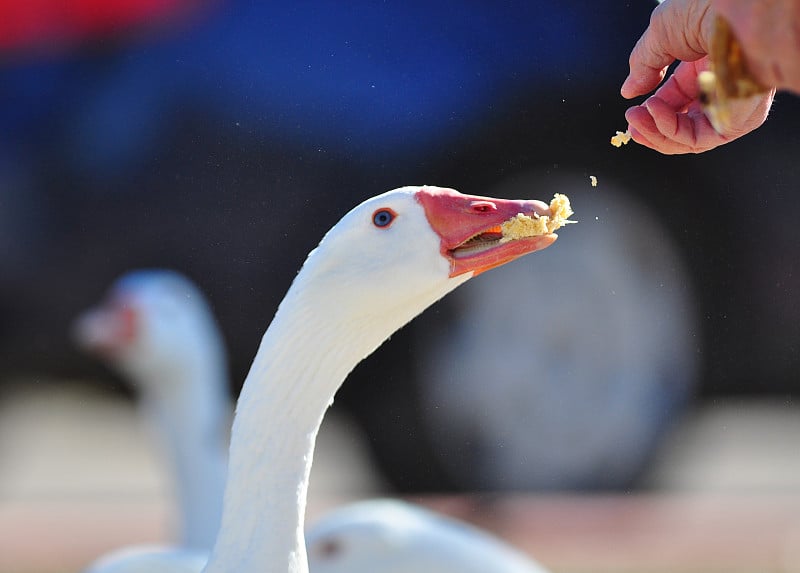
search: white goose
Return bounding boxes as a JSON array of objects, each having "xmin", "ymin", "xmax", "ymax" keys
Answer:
[
  {"xmin": 81, "ymin": 185, "xmax": 559, "ymax": 573},
  {"xmin": 73, "ymin": 270, "xmax": 229, "ymax": 551}
]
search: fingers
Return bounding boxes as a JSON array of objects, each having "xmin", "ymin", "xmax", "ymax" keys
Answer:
[
  {"xmin": 620, "ymin": 35, "xmax": 672, "ymax": 99},
  {"xmin": 625, "ymin": 88, "xmax": 774, "ymax": 154},
  {"xmin": 624, "ymin": 102, "xmax": 693, "ymax": 154},
  {"xmin": 621, "ymin": 0, "xmax": 713, "ymax": 99},
  {"xmin": 624, "ymin": 96, "xmax": 729, "ymax": 154},
  {"xmin": 653, "ymin": 59, "xmax": 708, "ymax": 110},
  {"xmin": 623, "ymin": 106, "xmax": 666, "ymax": 152},
  {"xmin": 620, "ymin": 17, "xmax": 673, "ymax": 99}
]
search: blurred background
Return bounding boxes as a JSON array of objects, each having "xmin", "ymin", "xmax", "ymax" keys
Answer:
[{"xmin": 2, "ymin": 1, "xmax": 800, "ymax": 572}]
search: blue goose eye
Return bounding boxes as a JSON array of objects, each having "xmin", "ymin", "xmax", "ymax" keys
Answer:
[{"xmin": 372, "ymin": 208, "xmax": 396, "ymax": 228}]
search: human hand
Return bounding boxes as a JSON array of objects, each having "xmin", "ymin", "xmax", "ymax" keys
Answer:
[
  {"xmin": 624, "ymin": 57, "xmax": 774, "ymax": 154},
  {"xmin": 621, "ymin": 0, "xmax": 775, "ymax": 154}
]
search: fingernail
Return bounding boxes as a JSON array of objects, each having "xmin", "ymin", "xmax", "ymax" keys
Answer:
[{"xmin": 643, "ymin": 96, "xmax": 658, "ymax": 113}]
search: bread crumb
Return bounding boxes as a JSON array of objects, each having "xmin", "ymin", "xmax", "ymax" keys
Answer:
[
  {"xmin": 610, "ymin": 130, "xmax": 632, "ymax": 147},
  {"xmin": 500, "ymin": 193, "xmax": 575, "ymax": 242},
  {"xmin": 589, "ymin": 175, "xmax": 598, "ymax": 187}
]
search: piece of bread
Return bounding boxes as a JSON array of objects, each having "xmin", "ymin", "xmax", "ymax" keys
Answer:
[
  {"xmin": 610, "ymin": 130, "xmax": 632, "ymax": 147},
  {"xmin": 500, "ymin": 193, "xmax": 575, "ymax": 242}
]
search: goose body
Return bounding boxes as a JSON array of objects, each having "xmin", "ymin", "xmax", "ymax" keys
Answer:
[{"xmin": 81, "ymin": 185, "xmax": 559, "ymax": 573}]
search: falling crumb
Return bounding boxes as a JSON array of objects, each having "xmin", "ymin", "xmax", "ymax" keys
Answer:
[
  {"xmin": 589, "ymin": 175, "xmax": 598, "ymax": 187},
  {"xmin": 500, "ymin": 193, "xmax": 576, "ymax": 242},
  {"xmin": 610, "ymin": 130, "xmax": 632, "ymax": 147}
]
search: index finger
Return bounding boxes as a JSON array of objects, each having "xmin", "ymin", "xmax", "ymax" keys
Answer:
[{"xmin": 621, "ymin": 0, "xmax": 713, "ymax": 99}]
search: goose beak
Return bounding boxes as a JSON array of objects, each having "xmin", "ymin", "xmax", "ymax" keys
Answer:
[
  {"xmin": 416, "ymin": 187, "xmax": 559, "ymax": 277},
  {"xmin": 73, "ymin": 302, "xmax": 137, "ymax": 356}
]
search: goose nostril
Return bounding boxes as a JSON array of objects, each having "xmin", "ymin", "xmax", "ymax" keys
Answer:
[{"xmin": 470, "ymin": 201, "xmax": 496, "ymax": 213}]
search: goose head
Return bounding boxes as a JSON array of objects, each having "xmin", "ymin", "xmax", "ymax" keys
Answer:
[
  {"xmin": 285, "ymin": 186, "xmax": 557, "ymax": 344},
  {"xmin": 203, "ymin": 186, "xmax": 560, "ymax": 573},
  {"xmin": 73, "ymin": 270, "xmax": 226, "ymax": 390}
]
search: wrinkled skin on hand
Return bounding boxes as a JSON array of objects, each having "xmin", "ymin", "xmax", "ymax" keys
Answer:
[{"xmin": 621, "ymin": 0, "xmax": 777, "ymax": 154}]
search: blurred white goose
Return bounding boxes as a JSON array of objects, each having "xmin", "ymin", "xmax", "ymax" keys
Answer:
[
  {"xmin": 73, "ymin": 270, "xmax": 229, "ymax": 551},
  {"xmin": 306, "ymin": 499, "xmax": 548, "ymax": 573},
  {"xmin": 80, "ymin": 185, "xmax": 560, "ymax": 573}
]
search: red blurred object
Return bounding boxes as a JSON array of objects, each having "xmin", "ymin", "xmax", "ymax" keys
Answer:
[{"xmin": 0, "ymin": 0, "xmax": 202, "ymax": 54}]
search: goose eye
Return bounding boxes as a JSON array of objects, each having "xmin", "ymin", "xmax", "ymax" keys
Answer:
[{"xmin": 372, "ymin": 208, "xmax": 396, "ymax": 228}]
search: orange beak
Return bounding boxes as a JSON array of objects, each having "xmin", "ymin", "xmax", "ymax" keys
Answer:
[{"xmin": 415, "ymin": 186, "xmax": 558, "ymax": 277}]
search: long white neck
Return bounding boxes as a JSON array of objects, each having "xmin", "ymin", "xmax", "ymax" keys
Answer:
[
  {"xmin": 203, "ymin": 250, "xmax": 468, "ymax": 573},
  {"xmin": 140, "ymin": 354, "xmax": 228, "ymax": 550}
]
